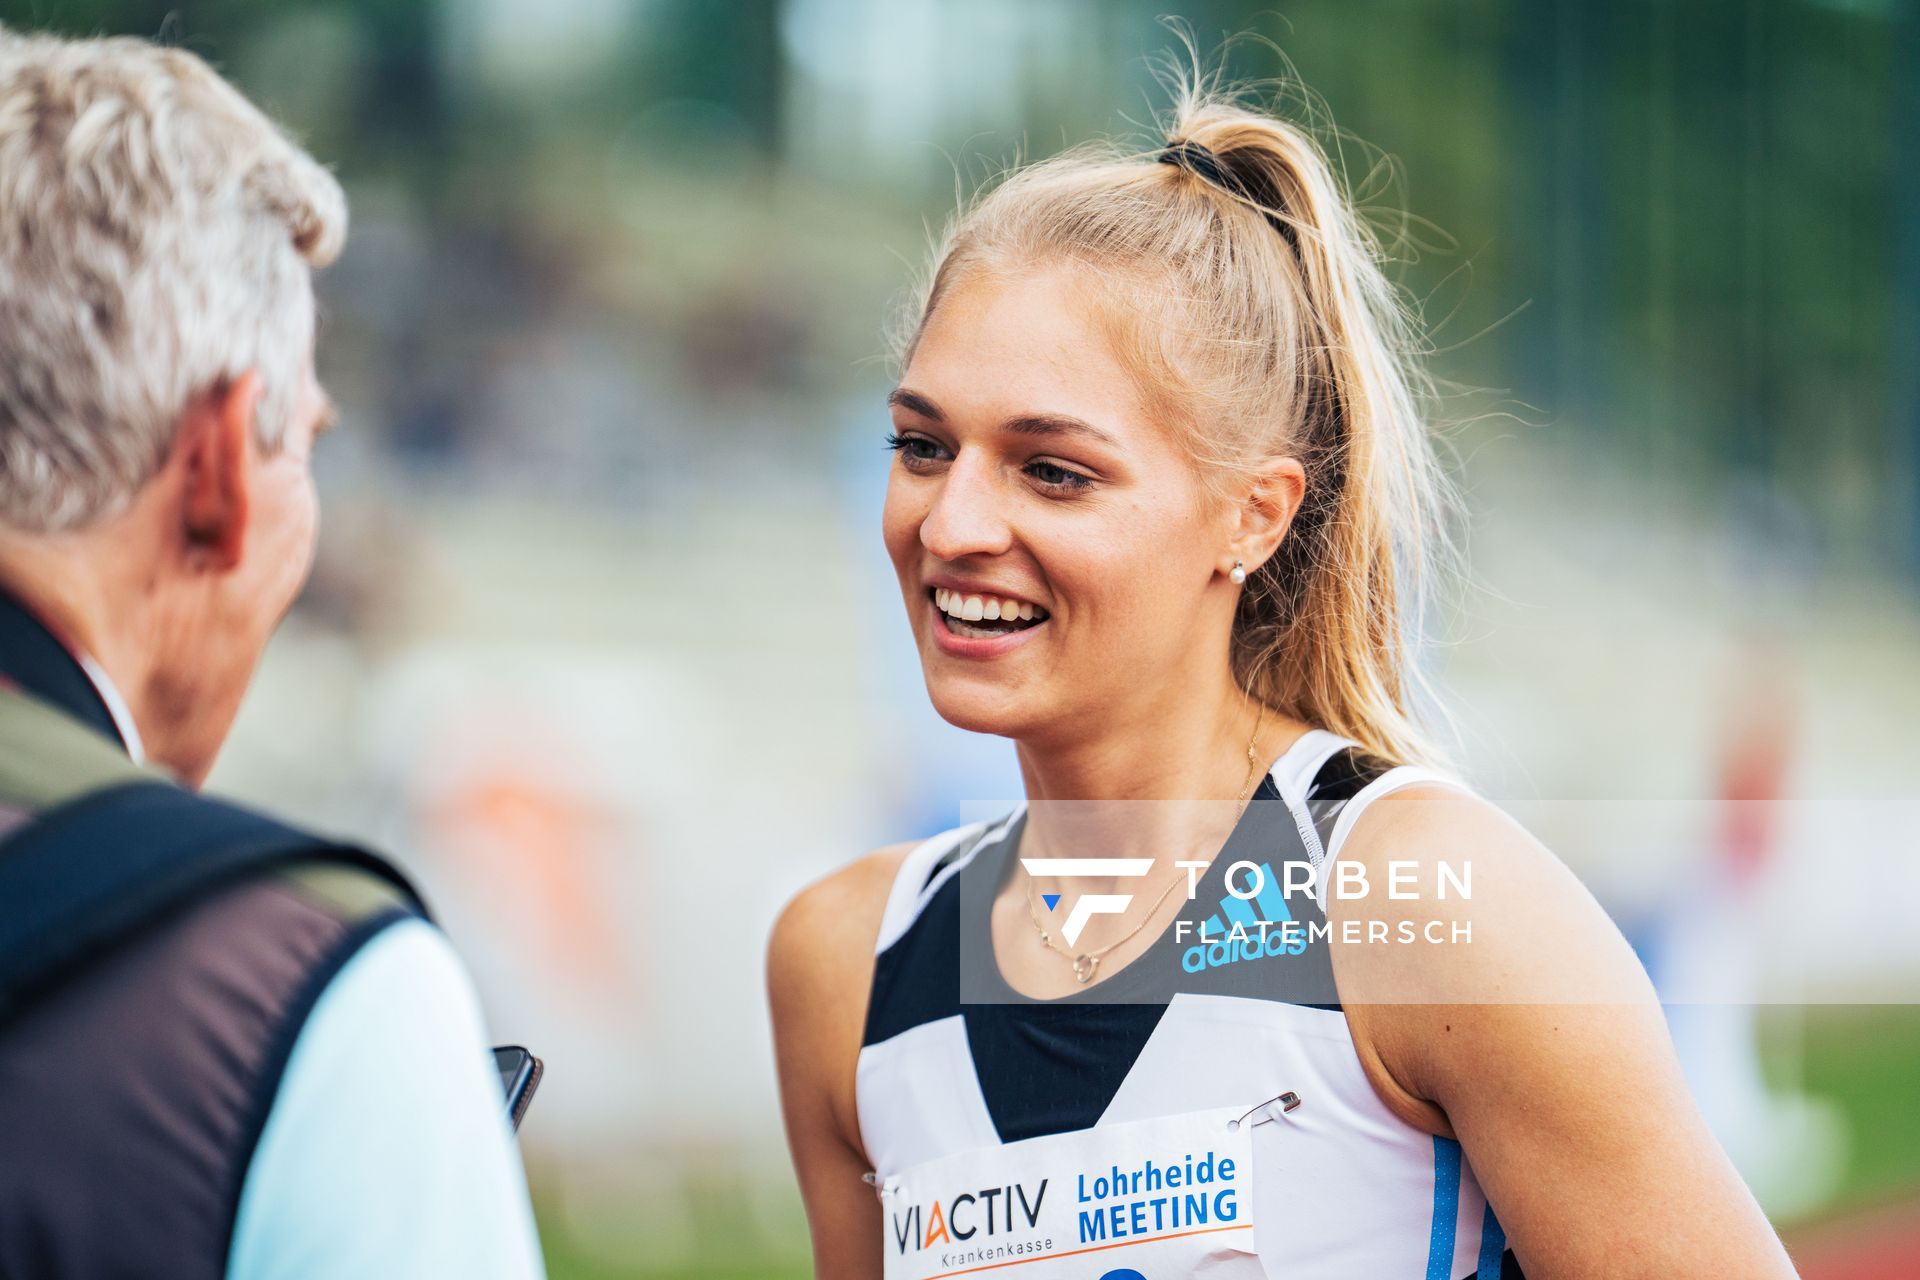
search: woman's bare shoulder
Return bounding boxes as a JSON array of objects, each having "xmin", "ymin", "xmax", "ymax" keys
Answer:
[
  {"xmin": 1327, "ymin": 783, "xmax": 1792, "ymax": 1274},
  {"xmin": 767, "ymin": 843, "xmax": 921, "ymax": 1138},
  {"xmin": 768, "ymin": 841, "xmax": 928, "ymax": 1019},
  {"xmin": 1328, "ymin": 781, "xmax": 1657, "ymax": 1131},
  {"xmin": 768, "ymin": 841, "xmax": 920, "ymax": 981}
]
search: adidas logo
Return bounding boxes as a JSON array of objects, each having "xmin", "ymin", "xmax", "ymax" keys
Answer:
[{"xmin": 1179, "ymin": 859, "xmax": 1311, "ymax": 972}]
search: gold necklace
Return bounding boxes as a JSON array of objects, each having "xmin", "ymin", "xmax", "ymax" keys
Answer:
[
  {"xmin": 1025, "ymin": 698, "xmax": 1270, "ymax": 983},
  {"xmin": 1234, "ymin": 699, "xmax": 1268, "ymax": 805},
  {"xmin": 1025, "ymin": 874, "xmax": 1186, "ymax": 983}
]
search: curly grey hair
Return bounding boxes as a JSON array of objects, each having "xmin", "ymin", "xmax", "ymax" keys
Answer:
[{"xmin": 0, "ymin": 27, "xmax": 347, "ymax": 532}]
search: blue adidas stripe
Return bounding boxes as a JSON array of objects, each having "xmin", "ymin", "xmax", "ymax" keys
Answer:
[
  {"xmin": 1248, "ymin": 860, "xmax": 1293, "ymax": 923},
  {"xmin": 1478, "ymin": 1199, "xmax": 1507, "ymax": 1277},
  {"xmin": 1427, "ymin": 1136, "xmax": 1462, "ymax": 1280},
  {"xmin": 1201, "ymin": 860, "xmax": 1295, "ymax": 940},
  {"xmin": 1219, "ymin": 892, "xmax": 1261, "ymax": 933}
]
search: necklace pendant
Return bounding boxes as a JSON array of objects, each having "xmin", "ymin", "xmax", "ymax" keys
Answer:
[{"xmin": 1073, "ymin": 954, "xmax": 1098, "ymax": 983}]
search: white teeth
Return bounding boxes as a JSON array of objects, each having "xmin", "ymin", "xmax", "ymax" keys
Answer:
[{"xmin": 931, "ymin": 588, "xmax": 1047, "ymax": 625}]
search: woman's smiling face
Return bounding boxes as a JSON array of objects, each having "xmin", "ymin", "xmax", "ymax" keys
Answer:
[{"xmin": 883, "ymin": 264, "xmax": 1242, "ymax": 740}]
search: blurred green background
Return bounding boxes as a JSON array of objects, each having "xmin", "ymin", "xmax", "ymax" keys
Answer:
[{"xmin": 4, "ymin": 0, "xmax": 1917, "ymax": 1275}]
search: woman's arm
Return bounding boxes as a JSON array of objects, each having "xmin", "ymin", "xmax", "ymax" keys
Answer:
[
  {"xmin": 1331, "ymin": 785, "xmax": 1798, "ymax": 1279},
  {"xmin": 766, "ymin": 844, "xmax": 914, "ymax": 1280}
]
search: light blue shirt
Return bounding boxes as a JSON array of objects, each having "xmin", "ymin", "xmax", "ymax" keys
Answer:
[{"xmin": 227, "ymin": 919, "xmax": 547, "ymax": 1279}]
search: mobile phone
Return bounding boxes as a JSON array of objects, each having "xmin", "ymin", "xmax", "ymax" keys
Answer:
[{"xmin": 493, "ymin": 1045, "xmax": 543, "ymax": 1132}]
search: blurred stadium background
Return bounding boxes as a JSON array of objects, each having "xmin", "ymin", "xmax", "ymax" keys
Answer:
[{"xmin": 5, "ymin": 0, "xmax": 1918, "ymax": 1275}]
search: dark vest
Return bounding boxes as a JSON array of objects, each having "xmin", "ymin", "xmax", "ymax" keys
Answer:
[{"xmin": 0, "ymin": 592, "xmax": 423, "ymax": 1279}]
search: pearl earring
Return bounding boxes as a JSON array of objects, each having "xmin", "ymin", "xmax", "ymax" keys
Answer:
[{"xmin": 1228, "ymin": 559, "xmax": 1247, "ymax": 585}]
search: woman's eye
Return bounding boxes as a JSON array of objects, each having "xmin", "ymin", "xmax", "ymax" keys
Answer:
[
  {"xmin": 1027, "ymin": 459, "xmax": 1093, "ymax": 492},
  {"xmin": 886, "ymin": 433, "xmax": 1090, "ymax": 493},
  {"xmin": 885, "ymin": 432, "xmax": 946, "ymax": 465}
]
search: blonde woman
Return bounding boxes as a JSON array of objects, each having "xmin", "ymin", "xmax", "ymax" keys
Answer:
[{"xmin": 768, "ymin": 69, "xmax": 1794, "ymax": 1279}]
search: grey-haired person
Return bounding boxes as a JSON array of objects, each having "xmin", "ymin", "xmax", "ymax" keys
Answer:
[{"xmin": 0, "ymin": 27, "xmax": 544, "ymax": 1279}]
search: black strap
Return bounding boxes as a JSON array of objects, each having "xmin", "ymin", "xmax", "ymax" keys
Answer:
[{"xmin": 0, "ymin": 779, "xmax": 426, "ymax": 1022}]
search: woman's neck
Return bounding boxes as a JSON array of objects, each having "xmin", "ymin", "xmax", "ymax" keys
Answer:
[
  {"xmin": 1015, "ymin": 670, "xmax": 1300, "ymax": 799},
  {"xmin": 1010, "ymin": 672, "xmax": 1312, "ymax": 873}
]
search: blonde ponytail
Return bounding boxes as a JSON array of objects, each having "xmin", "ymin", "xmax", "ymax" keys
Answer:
[{"xmin": 901, "ymin": 57, "xmax": 1463, "ymax": 769}]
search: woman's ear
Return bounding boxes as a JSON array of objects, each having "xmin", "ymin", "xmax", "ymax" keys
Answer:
[
  {"xmin": 1225, "ymin": 454, "xmax": 1306, "ymax": 578},
  {"xmin": 177, "ymin": 371, "xmax": 262, "ymax": 571}
]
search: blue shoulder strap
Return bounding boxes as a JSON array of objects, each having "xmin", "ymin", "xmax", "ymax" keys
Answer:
[{"xmin": 0, "ymin": 779, "xmax": 427, "ymax": 1023}]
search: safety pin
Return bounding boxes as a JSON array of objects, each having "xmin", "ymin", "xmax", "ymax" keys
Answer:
[{"xmin": 1227, "ymin": 1090, "xmax": 1302, "ymax": 1132}]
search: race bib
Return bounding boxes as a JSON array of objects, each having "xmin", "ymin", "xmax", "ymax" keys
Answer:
[{"xmin": 877, "ymin": 1102, "xmax": 1274, "ymax": 1279}]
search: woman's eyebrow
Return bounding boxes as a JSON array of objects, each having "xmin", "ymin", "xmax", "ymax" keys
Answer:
[
  {"xmin": 1003, "ymin": 413, "xmax": 1118, "ymax": 447},
  {"xmin": 889, "ymin": 388, "xmax": 1117, "ymax": 448},
  {"xmin": 887, "ymin": 387, "xmax": 943, "ymax": 419},
  {"xmin": 883, "ymin": 387, "xmax": 1113, "ymax": 449}
]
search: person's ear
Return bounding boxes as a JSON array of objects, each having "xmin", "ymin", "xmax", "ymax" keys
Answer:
[
  {"xmin": 178, "ymin": 371, "xmax": 262, "ymax": 571},
  {"xmin": 1221, "ymin": 454, "xmax": 1306, "ymax": 582}
]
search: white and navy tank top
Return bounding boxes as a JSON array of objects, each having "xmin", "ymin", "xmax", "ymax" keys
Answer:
[{"xmin": 856, "ymin": 729, "xmax": 1523, "ymax": 1279}]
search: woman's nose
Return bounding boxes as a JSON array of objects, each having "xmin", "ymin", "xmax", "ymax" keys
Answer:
[{"xmin": 919, "ymin": 455, "xmax": 1014, "ymax": 561}]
